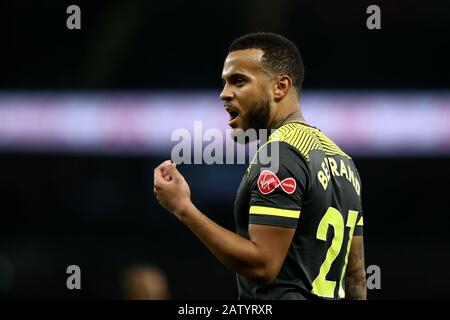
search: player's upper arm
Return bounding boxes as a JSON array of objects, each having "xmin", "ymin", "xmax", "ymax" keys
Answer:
[
  {"xmin": 248, "ymin": 224, "xmax": 296, "ymax": 284},
  {"xmin": 246, "ymin": 141, "xmax": 309, "ymax": 283},
  {"xmin": 247, "ymin": 141, "xmax": 309, "ymax": 229}
]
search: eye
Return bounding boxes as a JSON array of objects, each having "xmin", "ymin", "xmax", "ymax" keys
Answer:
[{"xmin": 234, "ymin": 77, "xmax": 245, "ymax": 87}]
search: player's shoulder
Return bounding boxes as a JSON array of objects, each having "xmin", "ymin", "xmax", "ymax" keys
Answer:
[
  {"xmin": 246, "ymin": 129, "xmax": 309, "ymax": 177},
  {"xmin": 270, "ymin": 122, "xmax": 351, "ymax": 161}
]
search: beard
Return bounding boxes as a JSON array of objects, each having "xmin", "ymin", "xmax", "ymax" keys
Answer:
[
  {"xmin": 242, "ymin": 96, "xmax": 271, "ymax": 131},
  {"xmin": 231, "ymin": 96, "xmax": 271, "ymax": 144}
]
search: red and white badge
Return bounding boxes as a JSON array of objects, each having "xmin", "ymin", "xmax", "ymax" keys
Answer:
[{"xmin": 257, "ymin": 170, "xmax": 297, "ymax": 195}]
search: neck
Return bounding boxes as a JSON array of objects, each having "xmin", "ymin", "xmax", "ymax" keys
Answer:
[{"xmin": 267, "ymin": 106, "xmax": 307, "ymax": 131}]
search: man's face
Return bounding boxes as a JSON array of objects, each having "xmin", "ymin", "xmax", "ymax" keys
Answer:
[{"xmin": 220, "ymin": 49, "xmax": 273, "ymax": 132}]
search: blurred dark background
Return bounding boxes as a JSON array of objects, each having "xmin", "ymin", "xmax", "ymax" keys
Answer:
[
  {"xmin": 2, "ymin": 0, "xmax": 449, "ymax": 90},
  {"xmin": 0, "ymin": 0, "xmax": 450, "ymax": 299}
]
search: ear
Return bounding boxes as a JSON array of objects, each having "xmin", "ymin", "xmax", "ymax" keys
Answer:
[{"xmin": 273, "ymin": 75, "xmax": 292, "ymax": 100}]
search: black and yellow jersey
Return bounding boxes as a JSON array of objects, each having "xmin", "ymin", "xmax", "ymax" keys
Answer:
[{"xmin": 234, "ymin": 122, "xmax": 364, "ymax": 300}]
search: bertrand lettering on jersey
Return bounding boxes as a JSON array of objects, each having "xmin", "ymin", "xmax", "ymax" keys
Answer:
[
  {"xmin": 257, "ymin": 170, "xmax": 297, "ymax": 195},
  {"xmin": 317, "ymin": 156, "xmax": 360, "ymax": 195}
]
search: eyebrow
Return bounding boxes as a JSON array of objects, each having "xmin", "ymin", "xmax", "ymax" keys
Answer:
[{"xmin": 221, "ymin": 72, "xmax": 249, "ymax": 81}]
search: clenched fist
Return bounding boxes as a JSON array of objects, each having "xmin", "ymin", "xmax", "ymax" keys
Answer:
[{"xmin": 154, "ymin": 160, "xmax": 192, "ymax": 218}]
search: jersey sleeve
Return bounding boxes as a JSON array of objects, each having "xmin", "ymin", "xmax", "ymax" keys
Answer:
[
  {"xmin": 354, "ymin": 212, "xmax": 364, "ymax": 236},
  {"xmin": 247, "ymin": 141, "xmax": 310, "ymax": 229}
]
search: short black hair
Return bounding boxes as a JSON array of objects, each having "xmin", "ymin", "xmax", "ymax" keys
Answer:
[{"xmin": 229, "ymin": 32, "xmax": 304, "ymax": 95}]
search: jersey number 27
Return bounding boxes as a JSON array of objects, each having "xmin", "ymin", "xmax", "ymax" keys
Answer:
[{"xmin": 311, "ymin": 207, "xmax": 359, "ymax": 298}]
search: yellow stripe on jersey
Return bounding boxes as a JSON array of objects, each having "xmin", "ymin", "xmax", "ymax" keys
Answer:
[
  {"xmin": 246, "ymin": 123, "xmax": 351, "ymax": 174},
  {"xmin": 357, "ymin": 216, "xmax": 364, "ymax": 226},
  {"xmin": 268, "ymin": 123, "xmax": 351, "ymax": 161},
  {"xmin": 249, "ymin": 206, "xmax": 301, "ymax": 219}
]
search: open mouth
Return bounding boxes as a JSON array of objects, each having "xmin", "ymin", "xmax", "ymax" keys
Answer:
[
  {"xmin": 225, "ymin": 107, "xmax": 239, "ymax": 124},
  {"xmin": 228, "ymin": 109, "xmax": 239, "ymax": 121}
]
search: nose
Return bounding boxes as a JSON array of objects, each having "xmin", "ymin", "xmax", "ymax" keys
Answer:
[{"xmin": 220, "ymin": 84, "xmax": 233, "ymax": 101}]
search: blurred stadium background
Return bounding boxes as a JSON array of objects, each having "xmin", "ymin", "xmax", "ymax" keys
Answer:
[{"xmin": 0, "ymin": 0, "xmax": 449, "ymax": 299}]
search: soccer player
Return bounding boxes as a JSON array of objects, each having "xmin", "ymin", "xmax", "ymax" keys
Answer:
[{"xmin": 154, "ymin": 32, "xmax": 366, "ymax": 300}]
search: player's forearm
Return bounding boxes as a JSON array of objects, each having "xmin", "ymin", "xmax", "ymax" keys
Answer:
[
  {"xmin": 345, "ymin": 268, "xmax": 367, "ymax": 300},
  {"xmin": 176, "ymin": 201, "xmax": 270, "ymax": 283},
  {"xmin": 344, "ymin": 235, "xmax": 367, "ymax": 299}
]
